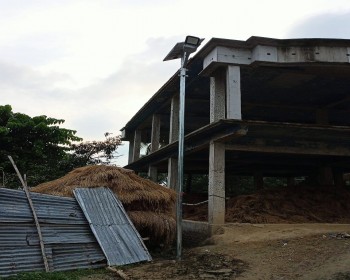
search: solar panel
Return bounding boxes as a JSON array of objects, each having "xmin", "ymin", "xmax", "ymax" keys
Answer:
[{"xmin": 163, "ymin": 42, "xmax": 185, "ymax": 61}]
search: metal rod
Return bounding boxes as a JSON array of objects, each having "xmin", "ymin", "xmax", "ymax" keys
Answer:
[
  {"xmin": 176, "ymin": 52, "xmax": 187, "ymax": 260},
  {"xmin": 8, "ymin": 156, "xmax": 50, "ymax": 272}
]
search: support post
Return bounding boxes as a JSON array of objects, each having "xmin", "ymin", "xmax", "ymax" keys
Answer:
[
  {"xmin": 148, "ymin": 114, "xmax": 160, "ymax": 181},
  {"xmin": 226, "ymin": 66, "xmax": 241, "ymax": 119},
  {"xmin": 168, "ymin": 95, "xmax": 179, "ymax": 189},
  {"xmin": 175, "ymin": 56, "xmax": 187, "ymax": 260},
  {"xmin": 334, "ymin": 170, "xmax": 345, "ymax": 188},
  {"xmin": 210, "ymin": 70, "xmax": 226, "ymax": 123},
  {"xmin": 318, "ymin": 166, "xmax": 334, "ymax": 186},
  {"xmin": 208, "ymin": 141, "xmax": 225, "ymax": 224},
  {"xmin": 128, "ymin": 139, "xmax": 134, "ymax": 164},
  {"xmin": 132, "ymin": 130, "xmax": 141, "ymax": 162},
  {"xmin": 8, "ymin": 156, "xmax": 50, "ymax": 272},
  {"xmin": 254, "ymin": 172, "xmax": 264, "ymax": 190}
]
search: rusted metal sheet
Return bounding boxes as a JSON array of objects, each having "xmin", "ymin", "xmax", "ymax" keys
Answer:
[
  {"xmin": 74, "ymin": 187, "xmax": 152, "ymax": 266},
  {"xmin": 0, "ymin": 188, "xmax": 106, "ymax": 277}
]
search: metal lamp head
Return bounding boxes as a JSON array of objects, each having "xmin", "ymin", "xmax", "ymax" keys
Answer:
[{"xmin": 163, "ymin": 35, "xmax": 204, "ymax": 62}]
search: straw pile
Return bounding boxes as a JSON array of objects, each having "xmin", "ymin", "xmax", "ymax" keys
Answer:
[
  {"xmin": 31, "ymin": 165, "xmax": 176, "ymax": 246},
  {"xmin": 183, "ymin": 186, "xmax": 350, "ymax": 224}
]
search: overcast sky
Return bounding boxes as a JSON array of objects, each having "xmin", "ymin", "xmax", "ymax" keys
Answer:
[{"xmin": 1, "ymin": 0, "xmax": 350, "ymax": 166}]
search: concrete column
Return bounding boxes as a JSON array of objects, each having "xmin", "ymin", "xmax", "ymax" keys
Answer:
[
  {"xmin": 254, "ymin": 172, "xmax": 264, "ymax": 190},
  {"xmin": 318, "ymin": 166, "xmax": 334, "ymax": 186},
  {"xmin": 167, "ymin": 95, "xmax": 179, "ymax": 189},
  {"xmin": 169, "ymin": 95, "xmax": 179, "ymax": 143},
  {"xmin": 334, "ymin": 170, "xmax": 345, "ymax": 188},
  {"xmin": 148, "ymin": 166, "xmax": 158, "ymax": 182},
  {"xmin": 148, "ymin": 114, "xmax": 160, "ymax": 181},
  {"xmin": 226, "ymin": 66, "xmax": 242, "ymax": 120},
  {"xmin": 128, "ymin": 139, "xmax": 134, "ymax": 164},
  {"xmin": 132, "ymin": 129, "xmax": 141, "ymax": 162},
  {"xmin": 150, "ymin": 114, "xmax": 160, "ymax": 152},
  {"xmin": 287, "ymin": 177, "xmax": 296, "ymax": 187},
  {"xmin": 316, "ymin": 109, "xmax": 329, "ymax": 125},
  {"xmin": 167, "ymin": 158, "xmax": 178, "ymax": 190},
  {"xmin": 208, "ymin": 141, "xmax": 225, "ymax": 224},
  {"xmin": 210, "ymin": 70, "xmax": 226, "ymax": 123}
]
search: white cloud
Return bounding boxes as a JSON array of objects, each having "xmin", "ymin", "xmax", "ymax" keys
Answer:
[
  {"xmin": 287, "ymin": 11, "xmax": 350, "ymax": 38},
  {"xmin": 1, "ymin": 0, "xmax": 350, "ymax": 167}
]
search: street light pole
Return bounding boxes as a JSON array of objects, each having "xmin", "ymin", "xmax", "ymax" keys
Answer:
[
  {"xmin": 176, "ymin": 52, "xmax": 187, "ymax": 260},
  {"xmin": 164, "ymin": 36, "xmax": 204, "ymax": 260}
]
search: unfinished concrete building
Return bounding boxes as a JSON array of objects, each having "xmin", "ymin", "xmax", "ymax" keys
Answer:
[{"xmin": 120, "ymin": 36, "xmax": 350, "ymax": 225}]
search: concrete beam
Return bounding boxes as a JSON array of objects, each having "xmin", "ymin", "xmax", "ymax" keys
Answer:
[
  {"xmin": 226, "ymin": 141, "xmax": 350, "ymax": 157},
  {"xmin": 208, "ymin": 141, "xmax": 225, "ymax": 225},
  {"xmin": 204, "ymin": 45, "xmax": 350, "ymax": 71}
]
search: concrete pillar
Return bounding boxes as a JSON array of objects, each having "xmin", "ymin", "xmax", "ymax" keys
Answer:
[
  {"xmin": 208, "ymin": 141, "xmax": 225, "ymax": 224},
  {"xmin": 210, "ymin": 71, "xmax": 226, "ymax": 123},
  {"xmin": 150, "ymin": 114, "xmax": 160, "ymax": 152},
  {"xmin": 226, "ymin": 66, "xmax": 241, "ymax": 120},
  {"xmin": 128, "ymin": 139, "xmax": 134, "ymax": 164},
  {"xmin": 287, "ymin": 177, "xmax": 296, "ymax": 187},
  {"xmin": 132, "ymin": 129, "xmax": 141, "ymax": 162},
  {"xmin": 167, "ymin": 158, "xmax": 178, "ymax": 190},
  {"xmin": 254, "ymin": 172, "xmax": 264, "ymax": 190},
  {"xmin": 169, "ymin": 95, "xmax": 179, "ymax": 143},
  {"xmin": 148, "ymin": 166, "xmax": 158, "ymax": 182},
  {"xmin": 334, "ymin": 170, "xmax": 345, "ymax": 188},
  {"xmin": 167, "ymin": 95, "xmax": 179, "ymax": 189},
  {"xmin": 316, "ymin": 109, "xmax": 329, "ymax": 125},
  {"xmin": 148, "ymin": 114, "xmax": 160, "ymax": 181},
  {"xmin": 318, "ymin": 166, "xmax": 334, "ymax": 186}
]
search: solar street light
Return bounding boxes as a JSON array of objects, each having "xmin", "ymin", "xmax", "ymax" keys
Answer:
[{"xmin": 164, "ymin": 35, "xmax": 204, "ymax": 260}]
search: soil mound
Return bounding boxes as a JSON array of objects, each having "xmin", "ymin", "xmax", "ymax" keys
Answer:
[{"xmin": 183, "ymin": 186, "xmax": 350, "ymax": 223}]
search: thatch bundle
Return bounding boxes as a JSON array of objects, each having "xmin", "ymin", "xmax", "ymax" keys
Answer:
[{"xmin": 31, "ymin": 165, "xmax": 176, "ymax": 245}]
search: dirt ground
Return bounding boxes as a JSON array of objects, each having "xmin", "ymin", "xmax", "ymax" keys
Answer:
[{"xmin": 84, "ymin": 223, "xmax": 350, "ymax": 280}]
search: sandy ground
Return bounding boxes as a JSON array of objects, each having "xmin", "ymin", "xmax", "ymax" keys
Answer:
[
  {"xmin": 206, "ymin": 223, "xmax": 350, "ymax": 280},
  {"xmin": 84, "ymin": 223, "xmax": 350, "ymax": 280}
]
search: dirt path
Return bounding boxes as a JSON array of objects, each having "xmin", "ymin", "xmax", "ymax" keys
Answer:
[
  {"xmin": 207, "ymin": 224, "xmax": 350, "ymax": 280},
  {"xmin": 84, "ymin": 223, "xmax": 350, "ymax": 280}
]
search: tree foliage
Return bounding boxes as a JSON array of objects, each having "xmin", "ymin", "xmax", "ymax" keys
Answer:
[
  {"xmin": 70, "ymin": 132, "xmax": 122, "ymax": 166},
  {"xmin": 0, "ymin": 105, "xmax": 122, "ymax": 188}
]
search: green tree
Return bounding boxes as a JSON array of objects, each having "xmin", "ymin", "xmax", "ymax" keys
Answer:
[
  {"xmin": 0, "ymin": 105, "xmax": 123, "ymax": 188},
  {"xmin": 0, "ymin": 105, "xmax": 81, "ymax": 188},
  {"xmin": 70, "ymin": 132, "xmax": 122, "ymax": 166}
]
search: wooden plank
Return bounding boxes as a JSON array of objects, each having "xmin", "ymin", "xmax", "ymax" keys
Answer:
[{"xmin": 8, "ymin": 156, "xmax": 50, "ymax": 272}]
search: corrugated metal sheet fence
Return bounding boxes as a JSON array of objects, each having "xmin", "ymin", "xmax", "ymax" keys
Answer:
[
  {"xmin": 0, "ymin": 188, "xmax": 106, "ymax": 277},
  {"xmin": 74, "ymin": 188, "xmax": 152, "ymax": 266}
]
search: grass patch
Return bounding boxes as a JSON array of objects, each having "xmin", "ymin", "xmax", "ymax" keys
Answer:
[{"xmin": 4, "ymin": 268, "xmax": 110, "ymax": 280}]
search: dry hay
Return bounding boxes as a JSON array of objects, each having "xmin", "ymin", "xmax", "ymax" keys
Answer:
[
  {"xmin": 32, "ymin": 165, "xmax": 176, "ymax": 213},
  {"xmin": 128, "ymin": 211, "xmax": 176, "ymax": 246},
  {"xmin": 31, "ymin": 165, "xmax": 176, "ymax": 246},
  {"xmin": 183, "ymin": 186, "xmax": 350, "ymax": 224}
]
